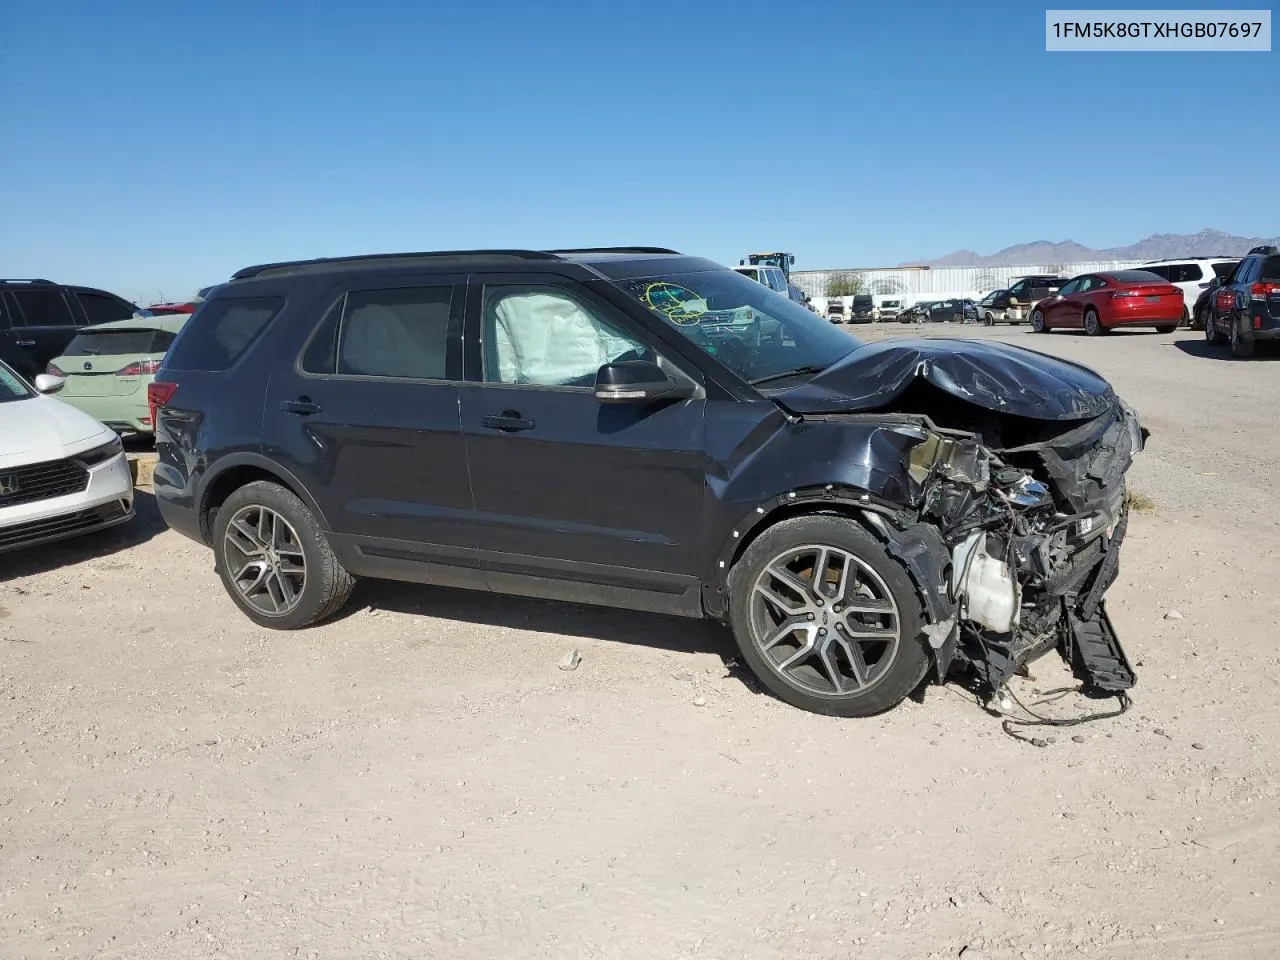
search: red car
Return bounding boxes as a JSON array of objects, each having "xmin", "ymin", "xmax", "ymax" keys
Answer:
[
  {"xmin": 145, "ymin": 301, "xmax": 198, "ymax": 316},
  {"xmin": 1029, "ymin": 270, "xmax": 1184, "ymax": 336}
]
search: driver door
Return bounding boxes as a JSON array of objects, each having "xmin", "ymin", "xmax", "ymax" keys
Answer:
[
  {"xmin": 1044, "ymin": 278, "xmax": 1081, "ymax": 326},
  {"xmin": 458, "ymin": 275, "xmax": 709, "ymax": 616}
]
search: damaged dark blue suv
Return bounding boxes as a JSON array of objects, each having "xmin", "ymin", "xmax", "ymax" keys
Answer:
[{"xmin": 151, "ymin": 247, "xmax": 1146, "ymax": 717}]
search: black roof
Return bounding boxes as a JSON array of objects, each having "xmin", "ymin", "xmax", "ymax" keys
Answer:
[{"xmin": 231, "ymin": 247, "xmax": 685, "ymax": 281}]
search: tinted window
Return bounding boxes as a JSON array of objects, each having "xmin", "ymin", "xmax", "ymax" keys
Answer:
[
  {"xmin": 1110, "ymin": 270, "xmax": 1165, "ymax": 283},
  {"xmin": 76, "ymin": 291, "xmax": 136, "ymax": 325},
  {"xmin": 1174, "ymin": 263, "xmax": 1204, "ymax": 283},
  {"xmin": 1260, "ymin": 256, "xmax": 1280, "ymax": 281},
  {"xmin": 1057, "ymin": 279, "xmax": 1082, "ymax": 296},
  {"xmin": 337, "ymin": 286, "xmax": 452, "ymax": 380},
  {"xmin": 164, "ymin": 296, "xmax": 285, "ymax": 371},
  {"xmin": 10, "ymin": 289, "xmax": 75, "ymax": 327},
  {"xmin": 0, "ymin": 361, "xmax": 33, "ymax": 402},
  {"xmin": 61, "ymin": 328, "xmax": 176, "ymax": 357},
  {"xmin": 300, "ymin": 299, "xmax": 343, "ymax": 375},
  {"xmin": 1142, "ymin": 265, "xmax": 1170, "ymax": 280},
  {"xmin": 483, "ymin": 285, "xmax": 645, "ymax": 387},
  {"xmin": 1212, "ymin": 261, "xmax": 1239, "ymax": 280}
]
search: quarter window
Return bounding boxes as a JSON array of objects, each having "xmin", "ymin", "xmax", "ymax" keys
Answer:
[
  {"xmin": 76, "ymin": 291, "xmax": 135, "ymax": 325},
  {"xmin": 482, "ymin": 285, "xmax": 646, "ymax": 388},
  {"xmin": 336, "ymin": 286, "xmax": 453, "ymax": 380}
]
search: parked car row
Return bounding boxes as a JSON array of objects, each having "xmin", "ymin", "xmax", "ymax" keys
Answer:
[{"xmin": 1202, "ymin": 245, "xmax": 1280, "ymax": 358}]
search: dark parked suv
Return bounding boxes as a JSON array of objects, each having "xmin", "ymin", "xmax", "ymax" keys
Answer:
[
  {"xmin": 1204, "ymin": 245, "xmax": 1280, "ymax": 358},
  {"xmin": 1, "ymin": 278, "xmax": 140, "ymax": 379},
  {"xmin": 151, "ymin": 247, "xmax": 1146, "ymax": 716}
]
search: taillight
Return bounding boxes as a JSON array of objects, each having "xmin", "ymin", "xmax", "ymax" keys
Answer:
[
  {"xmin": 116, "ymin": 358, "xmax": 162, "ymax": 377},
  {"xmin": 46, "ymin": 362, "xmax": 66, "ymax": 377},
  {"xmin": 1111, "ymin": 290, "xmax": 1142, "ymax": 299},
  {"xmin": 147, "ymin": 380, "xmax": 177, "ymax": 429},
  {"xmin": 1250, "ymin": 282, "xmax": 1280, "ymax": 301}
]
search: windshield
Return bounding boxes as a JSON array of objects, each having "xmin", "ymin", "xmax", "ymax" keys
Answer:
[
  {"xmin": 0, "ymin": 362, "xmax": 34, "ymax": 403},
  {"xmin": 612, "ymin": 269, "xmax": 859, "ymax": 384}
]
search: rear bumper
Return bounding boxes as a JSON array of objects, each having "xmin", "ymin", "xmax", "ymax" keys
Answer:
[
  {"xmin": 0, "ymin": 453, "xmax": 135, "ymax": 553},
  {"xmin": 1105, "ymin": 300, "xmax": 1183, "ymax": 326},
  {"xmin": 58, "ymin": 394, "xmax": 152, "ymax": 433}
]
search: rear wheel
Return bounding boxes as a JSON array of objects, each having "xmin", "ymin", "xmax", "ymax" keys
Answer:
[
  {"xmin": 1229, "ymin": 316, "xmax": 1255, "ymax": 359},
  {"xmin": 1083, "ymin": 308, "xmax": 1106, "ymax": 336},
  {"xmin": 213, "ymin": 481, "xmax": 355, "ymax": 629},
  {"xmin": 1180, "ymin": 307, "xmax": 1191, "ymax": 328},
  {"xmin": 1154, "ymin": 323, "xmax": 1177, "ymax": 334},
  {"xmin": 728, "ymin": 515, "xmax": 930, "ymax": 717},
  {"xmin": 1030, "ymin": 309, "xmax": 1047, "ymax": 333}
]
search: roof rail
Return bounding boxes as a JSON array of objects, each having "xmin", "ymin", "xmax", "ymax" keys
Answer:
[
  {"xmin": 546, "ymin": 246, "xmax": 682, "ymax": 255},
  {"xmin": 0, "ymin": 278, "xmax": 54, "ymax": 284},
  {"xmin": 231, "ymin": 249, "xmax": 562, "ymax": 280}
]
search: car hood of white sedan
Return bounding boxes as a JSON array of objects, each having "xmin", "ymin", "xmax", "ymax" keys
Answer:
[{"xmin": 0, "ymin": 395, "xmax": 113, "ymax": 469}]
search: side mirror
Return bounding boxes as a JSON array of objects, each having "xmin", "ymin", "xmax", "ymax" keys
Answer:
[
  {"xmin": 594, "ymin": 360, "xmax": 695, "ymax": 404},
  {"xmin": 34, "ymin": 374, "xmax": 66, "ymax": 394}
]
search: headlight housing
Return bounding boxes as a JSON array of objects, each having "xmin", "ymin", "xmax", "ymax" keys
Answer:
[{"xmin": 73, "ymin": 435, "xmax": 124, "ymax": 467}]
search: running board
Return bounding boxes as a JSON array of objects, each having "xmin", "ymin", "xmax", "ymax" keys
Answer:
[{"xmin": 1065, "ymin": 601, "xmax": 1136, "ymax": 695}]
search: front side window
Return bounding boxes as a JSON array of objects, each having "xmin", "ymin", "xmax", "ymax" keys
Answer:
[
  {"xmin": 1057, "ymin": 279, "xmax": 1082, "ymax": 296},
  {"xmin": 337, "ymin": 286, "xmax": 452, "ymax": 380},
  {"xmin": 10, "ymin": 289, "xmax": 75, "ymax": 327},
  {"xmin": 483, "ymin": 285, "xmax": 646, "ymax": 388},
  {"xmin": 613, "ymin": 268, "xmax": 858, "ymax": 384}
]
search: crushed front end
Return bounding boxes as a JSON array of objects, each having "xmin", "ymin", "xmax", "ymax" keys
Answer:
[{"xmin": 899, "ymin": 396, "xmax": 1147, "ymax": 700}]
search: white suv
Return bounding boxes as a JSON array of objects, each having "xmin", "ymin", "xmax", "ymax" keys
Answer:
[{"xmin": 1139, "ymin": 258, "xmax": 1240, "ymax": 327}]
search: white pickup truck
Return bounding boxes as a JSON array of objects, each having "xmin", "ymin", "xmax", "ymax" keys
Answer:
[{"xmin": 980, "ymin": 275, "xmax": 1068, "ymax": 325}]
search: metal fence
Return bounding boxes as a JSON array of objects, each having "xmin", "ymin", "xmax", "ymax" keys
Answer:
[{"xmin": 791, "ymin": 260, "xmax": 1151, "ymax": 301}]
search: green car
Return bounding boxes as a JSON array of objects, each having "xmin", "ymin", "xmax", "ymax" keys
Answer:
[{"xmin": 46, "ymin": 314, "xmax": 189, "ymax": 434}]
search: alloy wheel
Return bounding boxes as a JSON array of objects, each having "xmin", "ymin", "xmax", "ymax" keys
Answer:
[
  {"xmin": 748, "ymin": 545, "xmax": 902, "ymax": 697},
  {"xmin": 222, "ymin": 504, "xmax": 308, "ymax": 616}
]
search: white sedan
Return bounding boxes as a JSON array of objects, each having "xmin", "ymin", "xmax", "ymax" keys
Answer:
[{"xmin": 0, "ymin": 362, "xmax": 134, "ymax": 553}]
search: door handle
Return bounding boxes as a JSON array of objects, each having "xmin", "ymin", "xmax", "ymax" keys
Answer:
[
  {"xmin": 16, "ymin": 340, "xmax": 35, "ymax": 348},
  {"xmin": 280, "ymin": 398, "xmax": 321, "ymax": 416},
  {"xmin": 480, "ymin": 412, "xmax": 535, "ymax": 432}
]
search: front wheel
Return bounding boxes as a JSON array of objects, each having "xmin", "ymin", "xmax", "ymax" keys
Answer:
[
  {"xmin": 1083, "ymin": 309, "xmax": 1106, "ymax": 336},
  {"xmin": 1030, "ymin": 309, "xmax": 1047, "ymax": 333},
  {"xmin": 727, "ymin": 515, "xmax": 929, "ymax": 717},
  {"xmin": 213, "ymin": 480, "xmax": 356, "ymax": 629}
]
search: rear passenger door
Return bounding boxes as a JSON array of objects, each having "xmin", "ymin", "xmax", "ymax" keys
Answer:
[
  {"xmin": 263, "ymin": 275, "xmax": 482, "ymax": 588},
  {"xmin": 1, "ymin": 286, "xmax": 80, "ymax": 373}
]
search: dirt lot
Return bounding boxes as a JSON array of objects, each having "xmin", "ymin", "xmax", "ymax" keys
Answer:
[{"xmin": 2, "ymin": 324, "xmax": 1278, "ymax": 960}]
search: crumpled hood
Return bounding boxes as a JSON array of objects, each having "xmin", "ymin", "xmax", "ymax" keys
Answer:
[{"xmin": 776, "ymin": 338, "xmax": 1116, "ymax": 421}]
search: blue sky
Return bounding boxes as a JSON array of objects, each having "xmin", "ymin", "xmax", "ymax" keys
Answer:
[{"xmin": 1, "ymin": 0, "xmax": 1275, "ymax": 302}]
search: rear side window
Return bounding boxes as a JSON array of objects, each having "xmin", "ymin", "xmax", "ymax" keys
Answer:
[
  {"xmin": 76, "ymin": 291, "xmax": 135, "ymax": 325},
  {"xmin": 336, "ymin": 286, "xmax": 453, "ymax": 380},
  {"xmin": 1260, "ymin": 256, "xmax": 1280, "ymax": 281},
  {"xmin": 62, "ymin": 328, "xmax": 177, "ymax": 357},
  {"xmin": 1142, "ymin": 265, "xmax": 1170, "ymax": 280},
  {"xmin": 164, "ymin": 296, "xmax": 285, "ymax": 371},
  {"xmin": 1172, "ymin": 263, "xmax": 1204, "ymax": 283},
  {"xmin": 10, "ymin": 289, "xmax": 75, "ymax": 327}
]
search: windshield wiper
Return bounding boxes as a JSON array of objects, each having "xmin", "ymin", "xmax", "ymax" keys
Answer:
[{"xmin": 749, "ymin": 364, "xmax": 826, "ymax": 386}]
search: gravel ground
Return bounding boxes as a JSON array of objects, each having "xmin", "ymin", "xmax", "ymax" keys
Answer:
[{"xmin": 2, "ymin": 324, "xmax": 1278, "ymax": 960}]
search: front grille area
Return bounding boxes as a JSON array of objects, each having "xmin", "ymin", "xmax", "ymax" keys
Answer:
[
  {"xmin": 0, "ymin": 501, "xmax": 130, "ymax": 551},
  {"xmin": 0, "ymin": 458, "xmax": 89, "ymax": 509}
]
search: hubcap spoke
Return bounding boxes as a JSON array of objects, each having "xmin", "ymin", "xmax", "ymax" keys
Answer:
[
  {"xmin": 749, "ymin": 543, "xmax": 901, "ymax": 699},
  {"xmin": 222, "ymin": 505, "xmax": 307, "ymax": 617}
]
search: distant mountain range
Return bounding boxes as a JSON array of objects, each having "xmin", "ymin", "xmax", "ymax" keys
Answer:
[{"xmin": 909, "ymin": 229, "xmax": 1279, "ymax": 267}]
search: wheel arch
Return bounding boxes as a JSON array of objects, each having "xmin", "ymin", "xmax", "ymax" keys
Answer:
[
  {"xmin": 197, "ymin": 454, "xmax": 330, "ymax": 543},
  {"xmin": 704, "ymin": 486, "xmax": 955, "ymax": 630}
]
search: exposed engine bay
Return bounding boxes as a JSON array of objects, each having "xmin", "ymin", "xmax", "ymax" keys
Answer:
[{"xmin": 769, "ymin": 340, "xmax": 1150, "ymax": 704}]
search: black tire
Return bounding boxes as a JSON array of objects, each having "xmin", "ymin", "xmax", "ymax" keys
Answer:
[
  {"xmin": 1229, "ymin": 317, "xmax": 1255, "ymax": 359},
  {"xmin": 1030, "ymin": 309, "xmax": 1047, "ymax": 333},
  {"xmin": 212, "ymin": 480, "xmax": 355, "ymax": 629},
  {"xmin": 727, "ymin": 515, "xmax": 930, "ymax": 717},
  {"xmin": 983, "ymin": 313, "xmax": 994, "ymax": 326},
  {"xmin": 1192, "ymin": 306, "xmax": 1206, "ymax": 331},
  {"xmin": 1154, "ymin": 323, "xmax": 1177, "ymax": 334},
  {"xmin": 1204, "ymin": 311, "xmax": 1224, "ymax": 344},
  {"xmin": 1083, "ymin": 308, "xmax": 1106, "ymax": 336}
]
